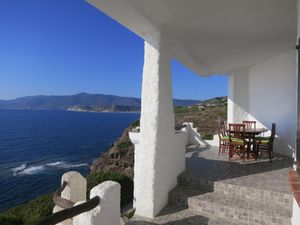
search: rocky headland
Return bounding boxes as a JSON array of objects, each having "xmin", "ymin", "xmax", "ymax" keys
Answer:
[{"xmin": 90, "ymin": 121, "xmax": 139, "ymax": 177}]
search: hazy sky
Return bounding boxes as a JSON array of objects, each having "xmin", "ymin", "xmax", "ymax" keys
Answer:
[{"xmin": 0, "ymin": 0, "xmax": 228, "ymax": 100}]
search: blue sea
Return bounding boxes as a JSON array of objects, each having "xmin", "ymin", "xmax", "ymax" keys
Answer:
[{"xmin": 0, "ymin": 110, "xmax": 140, "ymax": 212}]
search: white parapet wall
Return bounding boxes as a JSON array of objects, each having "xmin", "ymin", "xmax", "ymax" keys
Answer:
[
  {"xmin": 53, "ymin": 172, "xmax": 121, "ymax": 225},
  {"xmin": 182, "ymin": 122, "xmax": 219, "ymax": 147}
]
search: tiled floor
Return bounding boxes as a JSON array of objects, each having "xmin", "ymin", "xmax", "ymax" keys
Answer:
[
  {"xmin": 184, "ymin": 145, "xmax": 293, "ymax": 194},
  {"xmin": 126, "ymin": 145, "xmax": 293, "ymax": 225}
]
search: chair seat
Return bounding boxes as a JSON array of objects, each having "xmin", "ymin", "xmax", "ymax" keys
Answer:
[
  {"xmin": 256, "ymin": 138, "xmax": 270, "ymax": 145},
  {"xmin": 256, "ymin": 136, "xmax": 270, "ymax": 140},
  {"xmin": 221, "ymin": 136, "xmax": 229, "ymax": 141},
  {"xmin": 231, "ymin": 138, "xmax": 247, "ymax": 145}
]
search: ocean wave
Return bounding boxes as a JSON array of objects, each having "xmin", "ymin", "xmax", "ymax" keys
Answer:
[
  {"xmin": 12, "ymin": 164, "xmax": 27, "ymax": 176},
  {"xmin": 14, "ymin": 165, "xmax": 45, "ymax": 176},
  {"xmin": 46, "ymin": 161, "xmax": 88, "ymax": 169},
  {"xmin": 12, "ymin": 161, "xmax": 88, "ymax": 176}
]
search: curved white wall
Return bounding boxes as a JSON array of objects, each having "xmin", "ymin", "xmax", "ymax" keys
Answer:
[
  {"xmin": 228, "ymin": 50, "xmax": 297, "ymax": 157},
  {"xmin": 248, "ymin": 50, "xmax": 297, "ymax": 156}
]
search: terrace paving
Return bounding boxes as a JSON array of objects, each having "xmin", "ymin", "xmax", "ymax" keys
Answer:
[{"xmin": 127, "ymin": 146, "xmax": 293, "ymax": 225}]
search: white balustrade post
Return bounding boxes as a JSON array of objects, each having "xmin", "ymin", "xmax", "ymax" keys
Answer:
[
  {"xmin": 73, "ymin": 181, "xmax": 121, "ymax": 225},
  {"xmin": 53, "ymin": 171, "xmax": 87, "ymax": 225}
]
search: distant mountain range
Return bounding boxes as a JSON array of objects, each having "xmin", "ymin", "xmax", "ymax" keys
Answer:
[{"xmin": 0, "ymin": 93, "xmax": 201, "ymax": 112}]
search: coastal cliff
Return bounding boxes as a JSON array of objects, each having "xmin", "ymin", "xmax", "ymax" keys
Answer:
[{"xmin": 90, "ymin": 121, "xmax": 139, "ymax": 177}]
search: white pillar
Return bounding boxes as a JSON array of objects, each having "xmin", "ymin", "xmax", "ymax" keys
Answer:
[{"xmin": 134, "ymin": 31, "xmax": 179, "ymax": 218}]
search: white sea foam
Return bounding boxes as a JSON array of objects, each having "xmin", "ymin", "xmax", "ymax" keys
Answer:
[
  {"xmin": 46, "ymin": 161, "xmax": 64, "ymax": 167},
  {"xmin": 12, "ymin": 164, "xmax": 27, "ymax": 176},
  {"xmin": 46, "ymin": 161, "xmax": 88, "ymax": 169},
  {"xmin": 12, "ymin": 161, "xmax": 88, "ymax": 176},
  {"xmin": 14, "ymin": 165, "xmax": 45, "ymax": 176}
]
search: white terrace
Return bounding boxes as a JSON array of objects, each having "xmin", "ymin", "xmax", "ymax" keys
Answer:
[
  {"xmin": 86, "ymin": 0, "xmax": 300, "ymax": 224},
  {"xmin": 44, "ymin": 1, "xmax": 300, "ymax": 224}
]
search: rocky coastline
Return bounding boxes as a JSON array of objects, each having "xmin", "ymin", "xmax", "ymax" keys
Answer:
[{"xmin": 90, "ymin": 121, "xmax": 139, "ymax": 177}]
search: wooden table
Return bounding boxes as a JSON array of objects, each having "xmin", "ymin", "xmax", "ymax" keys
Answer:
[{"xmin": 227, "ymin": 128, "xmax": 268, "ymax": 159}]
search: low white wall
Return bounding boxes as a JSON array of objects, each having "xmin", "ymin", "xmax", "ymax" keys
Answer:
[
  {"xmin": 228, "ymin": 50, "xmax": 297, "ymax": 157},
  {"xmin": 183, "ymin": 122, "xmax": 219, "ymax": 147}
]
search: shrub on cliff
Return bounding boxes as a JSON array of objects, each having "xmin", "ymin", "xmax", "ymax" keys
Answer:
[
  {"xmin": 0, "ymin": 193, "xmax": 54, "ymax": 225},
  {"xmin": 87, "ymin": 172, "xmax": 133, "ymax": 207},
  {"xmin": 0, "ymin": 216, "xmax": 23, "ymax": 225},
  {"xmin": 131, "ymin": 120, "xmax": 140, "ymax": 127}
]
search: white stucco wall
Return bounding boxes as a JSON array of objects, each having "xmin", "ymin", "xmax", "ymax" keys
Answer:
[
  {"xmin": 248, "ymin": 50, "xmax": 297, "ymax": 156},
  {"xmin": 228, "ymin": 69, "xmax": 250, "ymax": 123},
  {"xmin": 228, "ymin": 50, "xmax": 297, "ymax": 157}
]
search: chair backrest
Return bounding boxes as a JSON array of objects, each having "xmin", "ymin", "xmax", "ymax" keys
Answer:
[
  {"xmin": 270, "ymin": 123, "xmax": 276, "ymax": 143},
  {"xmin": 217, "ymin": 120, "xmax": 227, "ymax": 137},
  {"xmin": 242, "ymin": 120, "xmax": 256, "ymax": 129},
  {"xmin": 228, "ymin": 123, "xmax": 246, "ymax": 140}
]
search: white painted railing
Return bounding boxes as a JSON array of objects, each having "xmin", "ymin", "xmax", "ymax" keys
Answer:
[{"xmin": 53, "ymin": 171, "xmax": 121, "ymax": 225}]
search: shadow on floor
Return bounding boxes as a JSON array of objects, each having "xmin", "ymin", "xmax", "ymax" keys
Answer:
[{"xmin": 128, "ymin": 215, "xmax": 210, "ymax": 225}]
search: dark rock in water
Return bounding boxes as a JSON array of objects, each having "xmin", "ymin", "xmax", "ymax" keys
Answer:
[{"xmin": 90, "ymin": 122, "xmax": 139, "ymax": 177}]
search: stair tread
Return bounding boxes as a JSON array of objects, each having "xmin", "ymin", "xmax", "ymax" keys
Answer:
[
  {"xmin": 189, "ymin": 191, "xmax": 292, "ymax": 218},
  {"xmin": 169, "ymin": 185, "xmax": 211, "ymax": 197}
]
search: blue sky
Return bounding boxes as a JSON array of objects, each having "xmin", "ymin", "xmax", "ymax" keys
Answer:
[{"xmin": 0, "ymin": 0, "xmax": 227, "ymax": 101}]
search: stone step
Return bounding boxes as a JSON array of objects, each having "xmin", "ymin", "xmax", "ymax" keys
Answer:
[
  {"xmin": 168, "ymin": 185, "xmax": 210, "ymax": 208},
  {"xmin": 126, "ymin": 206, "xmax": 257, "ymax": 225},
  {"xmin": 214, "ymin": 181, "xmax": 293, "ymax": 208},
  {"xmin": 178, "ymin": 172, "xmax": 214, "ymax": 190},
  {"xmin": 188, "ymin": 192, "xmax": 292, "ymax": 225},
  {"xmin": 178, "ymin": 172, "xmax": 293, "ymax": 208}
]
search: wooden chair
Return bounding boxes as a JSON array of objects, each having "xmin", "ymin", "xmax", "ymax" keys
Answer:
[
  {"xmin": 242, "ymin": 121, "xmax": 257, "ymax": 156},
  {"xmin": 255, "ymin": 123, "xmax": 276, "ymax": 162},
  {"xmin": 217, "ymin": 121, "xmax": 230, "ymax": 154},
  {"xmin": 228, "ymin": 123, "xmax": 247, "ymax": 160},
  {"xmin": 242, "ymin": 121, "xmax": 256, "ymax": 129}
]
